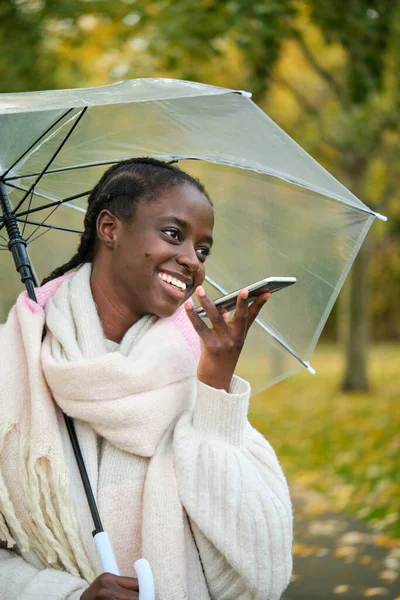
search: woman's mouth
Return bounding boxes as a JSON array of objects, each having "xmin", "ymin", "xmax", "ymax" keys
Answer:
[{"xmin": 156, "ymin": 271, "xmax": 187, "ymax": 300}]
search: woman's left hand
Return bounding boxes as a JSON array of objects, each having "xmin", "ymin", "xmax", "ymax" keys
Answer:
[{"xmin": 184, "ymin": 286, "xmax": 271, "ymax": 392}]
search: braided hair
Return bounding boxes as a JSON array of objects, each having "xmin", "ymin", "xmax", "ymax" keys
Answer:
[{"xmin": 41, "ymin": 157, "xmax": 211, "ymax": 285}]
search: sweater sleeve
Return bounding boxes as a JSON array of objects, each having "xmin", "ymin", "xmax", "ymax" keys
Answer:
[
  {"xmin": 173, "ymin": 376, "xmax": 293, "ymax": 600},
  {"xmin": 0, "ymin": 549, "xmax": 88, "ymax": 600}
]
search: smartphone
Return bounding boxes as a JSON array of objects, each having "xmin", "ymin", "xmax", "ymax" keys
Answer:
[{"xmin": 196, "ymin": 277, "xmax": 296, "ymax": 317}]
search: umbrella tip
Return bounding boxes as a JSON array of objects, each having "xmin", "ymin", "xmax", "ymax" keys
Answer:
[
  {"xmin": 305, "ymin": 362, "xmax": 316, "ymax": 375},
  {"xmin": 374, "ymin": 212, "xmax": 388, "ymax": 222},
  {"xmin": 238, "ymin": 90, "xmax": 252, "ymax": 99}
]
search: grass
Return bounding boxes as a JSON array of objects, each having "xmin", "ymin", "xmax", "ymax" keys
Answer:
[{"xmin": 248, "ymin": 343, "xmax": 400, "ymax": 539}]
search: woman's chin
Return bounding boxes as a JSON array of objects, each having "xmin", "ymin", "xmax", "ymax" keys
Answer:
[{"xmin": 148, "ymin": 300, "xmax": 184, "ymax": 319}]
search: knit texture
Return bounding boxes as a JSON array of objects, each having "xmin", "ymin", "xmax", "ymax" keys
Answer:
[{"xmin": 0, "ymin": 264, "xmax": 293, "ymax": 599}]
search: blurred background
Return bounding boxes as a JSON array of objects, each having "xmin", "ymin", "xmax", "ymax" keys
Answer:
[{"xmin": 1, "ymin": 0, "xmax": 399, "ymax": 596}]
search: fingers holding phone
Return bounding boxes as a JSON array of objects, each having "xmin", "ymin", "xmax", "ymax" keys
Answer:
[
  {"xmin": 195, "ymin": 276, "xmax": 296, "ymax": 318},
  {"xmin": 184, "ymin": 287, "xmax": 248, "ymax": 391},
  {"xmin": 246, "ymin": 291, "xmax": 271, "ymax": 329},
  {"xmin": 185, "ymin": 278, "xmax": 295, "ymax": 390}
]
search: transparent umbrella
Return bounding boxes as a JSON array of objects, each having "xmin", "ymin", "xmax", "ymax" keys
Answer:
[
  {"xmin": 0, "ymin": 78, "xmax": 386, "ymax": 392},
  {"xmin": 0, "ymin": 78, "xmax": 386, "ymax": 593}
]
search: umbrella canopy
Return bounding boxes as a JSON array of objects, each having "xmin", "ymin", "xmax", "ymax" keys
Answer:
[{"xmin": 0, "ymin": 78, "xmax": 385, "ymax": 392}]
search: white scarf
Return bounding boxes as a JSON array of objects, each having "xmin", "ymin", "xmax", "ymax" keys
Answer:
[{"xmin": 0, "ymin": 264, "xmax": 202, "ymax": 599}]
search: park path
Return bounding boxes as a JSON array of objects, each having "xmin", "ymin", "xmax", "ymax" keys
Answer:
[{"xmin": 282, "ymin": 481, "xmax": 400, "ymax": 600}]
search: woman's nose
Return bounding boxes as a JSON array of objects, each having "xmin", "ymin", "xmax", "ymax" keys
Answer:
[{"xmin": 176, "ymin": 245, "xmax": 200, "ymax": 272}]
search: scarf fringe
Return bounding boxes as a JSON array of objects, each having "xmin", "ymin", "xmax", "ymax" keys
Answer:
[
  {"xmin": 0, "ymin": 424, "xmax": 29, "ymax": 552},
  {"xmin": 0, "ymin": 422, "xmax": 94, "ymax": 582},
  {"xmin": 22, "ymin": 449, "xmax": 94, "ymax": 581},
  {"xmin": 41, "ymin": 459, "xmax": 96, "ymax": 582}
]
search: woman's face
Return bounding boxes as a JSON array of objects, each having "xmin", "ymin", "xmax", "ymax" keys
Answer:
[{"xmin": 97, "ymin": 184, "xmax": 214, "ymax": 319}]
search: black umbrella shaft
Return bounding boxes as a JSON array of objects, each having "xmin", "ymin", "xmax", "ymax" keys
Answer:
[
  {"xmin": 64, "ymin": 415, "xmax": 104, "ymax": 534},
  {"xmin": 0, "ymin": 181, "xmax": 37, "ymax": 297},
  {"xmin": 0, "ymin": 180, "xmax": 103, "ymax": 535}
]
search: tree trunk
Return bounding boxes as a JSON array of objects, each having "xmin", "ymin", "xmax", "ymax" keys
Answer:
[
  {"xmin": 340, "ymin": 156, "xmax": 370, "ymax": 392},
  {"xmin": 341, "ymin": 240, "xmax": 369, "ymax": 391}
]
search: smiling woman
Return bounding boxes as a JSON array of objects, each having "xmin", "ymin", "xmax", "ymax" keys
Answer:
[
  {"xmin": 0, "ymin": 157, "xmax": 293, "ymax": 600},
  {"xmin": 90, "ymin": 183, "xmax": 214, "ymax": 336}
]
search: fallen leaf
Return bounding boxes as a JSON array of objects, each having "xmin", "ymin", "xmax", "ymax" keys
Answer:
[
  {"xmin": 335, "ymin": 545, "xmax": 358, "ymax": 559},
  {"xmin": 290, "ymin": 573, "xmax": 302, "ymax": 582},
  {"xmin": 341, "ymin": 531, "xmax": 371, "ymax": 545},
  {"xmin": 308, "ymin": 519, "xmax": 347, "ymax": 536},
  {"xmin": 360, "ymin": 555, "xmax": 373, "ymax": 564},
  {"xmin": 292, "ymin": 543, "xmax": 308, "ymax": 556},
  {"xmin": 334, "ymin": 584, "xmax": 350, "ymax": 594},
  {"xmin": 375, "ymin": 536, "xmax": 400, "ymax": 549},
  {"xmin": 363, "ymin": 588, "xmax": 389, "ymax": 597},
  {"xmin": 379, "ymin": 570, "xmax": 398, "ymax": 582},
  {"xmin": 384, "ymin": 556, "xmax": 399, "ymax": 569},
  {"xmin": 292, "ymin": 543, "xmax": 320, "ymax": 557}
]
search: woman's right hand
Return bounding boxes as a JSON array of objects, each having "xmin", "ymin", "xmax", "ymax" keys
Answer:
[{"xmin": 81, "ymin": 573, "xmax": 139, "ymax": 599}]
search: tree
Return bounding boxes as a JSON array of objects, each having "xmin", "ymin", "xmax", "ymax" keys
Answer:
[
  {"xmin": 0, "ymin": 0, "xmax": 131, "ymax": 92},
  {"xmin": 265, "ymin": 1, "xmax": 400, "ymax": 391}
]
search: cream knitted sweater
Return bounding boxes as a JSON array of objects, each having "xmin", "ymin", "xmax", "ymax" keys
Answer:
[
  {"xmin": 0, "ymin": 381, "xmax": 293, "ymax": 599},
  {"xmin": 0, "ymin": 271, "xmax": 293, "ymax": 600},
  {"xmin": 0, "ymin": 379, "xmax": 293, "ymax": 599}
]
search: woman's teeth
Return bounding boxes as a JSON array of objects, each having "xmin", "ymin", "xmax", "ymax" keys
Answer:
[{"xmin": 157, "ymin": 271, "xmax": 187, "ymax": 291}]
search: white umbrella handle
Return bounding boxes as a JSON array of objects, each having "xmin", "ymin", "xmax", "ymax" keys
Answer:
[
  {"xmin": 94, "ymin": 532, "xmax": 120, "ymax": 575},
  {"xmin": 94, "ymin": 532, "xmax": 155, "ymax": 600},
  {"xmin": 134, "ymin": 558, "xmax": 155, "ymax": 600}
]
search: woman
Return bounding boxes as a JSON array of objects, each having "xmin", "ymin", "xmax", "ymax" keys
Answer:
[{"xmin": 0, "ymin": 158, "xmax": 293, "ymax": 600}]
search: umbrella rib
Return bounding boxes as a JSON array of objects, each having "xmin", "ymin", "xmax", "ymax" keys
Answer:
[
  {"xmin": 5, "ymin": 183, "xmax": 90, "ymax": 217},
  {"xmin": 24, "ymin": 201, "xmax": 66, "ymax": 243},
  {"xmin": 204, "ymin": 274, "xmax": 314, "ymax": 373},
  {"xmin": 252, "ymin": 316, "xmax": 314, "ymax": 373},
  {"xmin": 12, "ymin": 107, "xmax": 88, "ymax": 214},
  {"xmin": 21, "ymin": 189, "xmax": 35, "ymax": 238},
  {"xmin": 15, "ymin": 217, "xmax": 83, "ymax": 235},
  {"xmin": 17, "ymin": 192, "xmax": 90, "ymax": 217},
  {"xmin": 4, "ymin": 159, "xmax": 119, "ymax": 181},
  {"xmin": 1, "ymin": 109, "xmax": 74, "ymax": 180},
  {"xmin": 3, "ymin": 156, "xmax": 196, "ymax": 181},
  {"xmin": 28, "ymin": 227, "xmax": 52, "ymax": 246}
]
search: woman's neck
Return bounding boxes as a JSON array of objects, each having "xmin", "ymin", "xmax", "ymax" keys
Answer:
[{"xmin": 90, "ymin": 264, "xmax": 140, "ymax": 343}]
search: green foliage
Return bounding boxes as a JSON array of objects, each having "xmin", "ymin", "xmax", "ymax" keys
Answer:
[
  {"xmin": 139, "ymin": 0, "xmax": 296, "ymax": 100},
  {"xmin": 0, "ymin": 0, "xmax": 45, "ymax": 91},
  {"xmin": 308, "ymin": 0, "xmax": 399, "ymax": 104},
  {"xmin": 0, "ymin": 0, "xmax": 127, "ymax": 91}
]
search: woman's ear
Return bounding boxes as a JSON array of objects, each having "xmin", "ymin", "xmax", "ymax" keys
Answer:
[{"xmin": 96, "ymin": 210, "xmax": 119, "ymax": 248}]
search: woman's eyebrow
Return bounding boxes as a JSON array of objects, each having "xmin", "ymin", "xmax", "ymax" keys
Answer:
[
  {"xmin": 162, "ymin": 216, "xmax": 187, "ymax": 229},
  {"xmin": 160, "ymin": 215, "xmax": 214, "ymax": 247}
]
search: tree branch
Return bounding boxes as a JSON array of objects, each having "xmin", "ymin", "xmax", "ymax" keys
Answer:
[
  {"xmin": 270, "ymin": 74, "xmax": 339, "ymax": 148},
  {"xmin": 271, "ymin": 73, "xmax": 318, "ymax": 115},
  {"xmin": 378, "ymin": 144, "xmax": 400, "ymax": 213},
  {"xmin": 295, "ymin": 34, "xmax": 350, "ymax": 110}
]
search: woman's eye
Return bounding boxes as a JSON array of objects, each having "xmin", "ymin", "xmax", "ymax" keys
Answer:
[
  {"xmin": 197, "ymin": 247, "xmax": 211, "ymax": 261},
  {"xmin": 163, "ymin": 229, "xmax": 181, "ymax": 241}
]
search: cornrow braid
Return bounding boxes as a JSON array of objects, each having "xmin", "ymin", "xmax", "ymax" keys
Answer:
[{"xmin": 41, "ymin": 157, "xmax": 211, "ymax": 285}]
